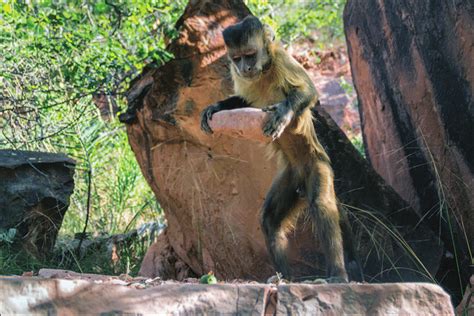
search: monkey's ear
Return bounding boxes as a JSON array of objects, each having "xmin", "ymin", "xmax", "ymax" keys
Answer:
[{"xmin": 263, "ymin": 24, "xmax": 275, "ymax": 42}]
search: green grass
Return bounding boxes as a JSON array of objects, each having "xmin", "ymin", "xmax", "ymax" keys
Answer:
[
  {"xmin": 58, "ymin": 117, "xmax": 164, "ymax": 236},
  {"xmin": 0, "ymin": 223, "xmax": 159, "ymax": 276},
  {"xmin": 350, "ymin": 134, "xmax": 366, "ymax": 158}
]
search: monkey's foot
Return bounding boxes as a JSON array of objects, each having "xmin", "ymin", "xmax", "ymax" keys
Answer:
[
  {"xmin": 302, "ymin": 276, "xmax": 348, "ymax": 284},
  {"xmin": 302, "ymin": 278, "xmax": 328, "ymax": 285},
  {"xmin": 266, "ymin": 274, "xmax": 289, "ymax": 285},
  {"xmin": 326, "ymin": 276, "xmax": 349, "ymax": 284}
]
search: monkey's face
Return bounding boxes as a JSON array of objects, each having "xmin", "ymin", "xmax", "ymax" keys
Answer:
[
  {"xmin": 226, "ymin": 36, "xmax": 271, "ymax": 79},
  {"xmin": 223, "ymin": 16, "xmax": 273, "ymax": 80}
]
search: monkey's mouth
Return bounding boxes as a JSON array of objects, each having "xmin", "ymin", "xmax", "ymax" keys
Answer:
[{"xmin": 240, "ymin": 70, "xmax": 261, "ymax": 80}]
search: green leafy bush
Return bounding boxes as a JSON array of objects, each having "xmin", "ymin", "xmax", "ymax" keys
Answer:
[
  {"xmin": 0, "ymin": 1, "xmax": 186, "ymax": 235},
  {"xmin": 0, "ymin": 229, "xmax": 17, "ymax": 244},
  {"xmin": 246, "ymin": 0, "xmax": 346, "ymax": 43}
]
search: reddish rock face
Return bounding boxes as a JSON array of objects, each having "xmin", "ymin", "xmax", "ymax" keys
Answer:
[
  {"xmin": 344, "ymin": 0, "xmax": 473, "ymax": 300},
  {"xmin": 123, "ymin": 0, "xmax": 442, "ymax": 283}
]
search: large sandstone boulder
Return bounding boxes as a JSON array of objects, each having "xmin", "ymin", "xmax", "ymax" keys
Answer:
[
  {"xmin": 0, "ymin": 274, "xmax": 455, "ymax": 315},
  {"xmin": 344, "ymin": 0, "xmax": 473, "ymax": 300},
  {"xmin": 122, "ymin": 0, "xmax": 443, "ymax": 283},
  {"xmin": 0, "ymin": 150, "xmax": 75, "ymax": 257}
]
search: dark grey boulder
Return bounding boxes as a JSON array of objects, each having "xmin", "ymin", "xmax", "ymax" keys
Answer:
[{"xmin": 0, "ymin": 150, "xmax": 75, "ymax": 257}]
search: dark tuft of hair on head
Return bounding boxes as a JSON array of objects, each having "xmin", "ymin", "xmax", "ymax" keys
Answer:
[{"xmin": 223, "ymin": 16, "xmax": 264, "ymax": 48}]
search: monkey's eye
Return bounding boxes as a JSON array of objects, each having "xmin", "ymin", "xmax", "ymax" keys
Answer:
[
  {"xmin": 232, "ymin": 56, "xmax": 241, "ymax": 62},
  {"xmin": 245, "ymin": 53, "xmax": 256, "ymax": 58}
]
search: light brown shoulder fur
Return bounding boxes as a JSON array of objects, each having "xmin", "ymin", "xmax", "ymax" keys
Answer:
[
  {"xmin": 232, "ymin": 42, "xmax": 312, "ymax": 108},
  {"xmin": 232, "ymin": 41, "xmax": 328, "ymax": 163}
]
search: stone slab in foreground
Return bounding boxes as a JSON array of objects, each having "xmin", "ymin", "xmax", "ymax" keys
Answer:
[
  {"xmin": 0, "ymin": 277, "xmax": 270, "ymax": 315},
  {"xmin": 0, "ymin": 276, "xmax": 454, "ymax": 315},
  {"xmin": 278, "ymin": 283, "xmax": 454, "ymax": 315}
]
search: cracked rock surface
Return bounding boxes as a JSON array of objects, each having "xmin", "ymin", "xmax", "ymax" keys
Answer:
[{"xmin": 0, "ymin": 271, "xmax": 454, "ymax": 315}]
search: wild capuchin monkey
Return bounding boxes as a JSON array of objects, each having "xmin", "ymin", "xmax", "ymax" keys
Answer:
[{"xmin": 201, "ymin": 16, "xmax": 359, "ymax": 283}]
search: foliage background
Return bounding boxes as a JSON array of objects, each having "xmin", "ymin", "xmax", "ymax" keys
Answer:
[
  {"xmin": 1, "ymin": 0, "xmax": 345, "ymax": 236},
  {"xmin": 0, "ymin": 0, "xmax": 346, "ymax": 273}
]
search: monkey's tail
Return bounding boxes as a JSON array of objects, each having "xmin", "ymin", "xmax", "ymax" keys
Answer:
[{"xmin": 339, "ymin": 201, "xmax": 365, "ymax": 282}]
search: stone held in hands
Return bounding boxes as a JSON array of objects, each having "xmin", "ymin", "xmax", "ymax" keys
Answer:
[{"xmin": 207, "ymin": 108, "xmax": 269, "ymax": 143}]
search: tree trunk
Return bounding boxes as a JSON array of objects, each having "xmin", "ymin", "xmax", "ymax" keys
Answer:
[
  {"xmin": 122, "ymin": 0, "xmax": 442, "ymax": 285},
  {"xmin": 344, "ymin": 0, "xmax": 473, "ymax": 301}
]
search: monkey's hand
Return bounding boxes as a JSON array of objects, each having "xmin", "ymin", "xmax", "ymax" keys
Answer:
[
  {"xmin": 262, "ymin": 103, "xmax": 294, "ymax": 140},
  {"xmin": 200, "ymin": 104, "xmax": 220, "ymax": 134}
]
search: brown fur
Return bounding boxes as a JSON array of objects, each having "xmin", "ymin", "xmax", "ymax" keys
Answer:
[
  {"xmin": 232, "ymin": 37, "xmax": 346, "ymax": 280},
  {"xmin": 201, "ymin": 16, "xmax": 355, "ymax": 281},
  {"xmin": 232, "ymin": 42, "xmax": 329, "ymax": 168}
]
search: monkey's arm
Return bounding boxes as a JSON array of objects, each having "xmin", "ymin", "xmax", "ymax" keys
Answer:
[
  {"xmin": 200, "ymin": 96, "xmax": 251, "ymax": 134},
  {"xmin": 263, "ymin": 86, "xmax": 317, "ymax": 140},
  {"xmin": 286, "ymin": 85, "xmax": 318, "ymax": 115}
]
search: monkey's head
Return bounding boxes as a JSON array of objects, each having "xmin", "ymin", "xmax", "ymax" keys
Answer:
[{"xmin": 223, "ymin": 16, "xmax": 275, "ymax": 80}]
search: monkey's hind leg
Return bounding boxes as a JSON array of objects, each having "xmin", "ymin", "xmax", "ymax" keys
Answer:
[
  {"xmin": 261, "ymin": 166, "xmax": 300, "ymax": 280},
  {"xmin": 339, "ymin": 204, "xmax": 365, "ymax": 282},
  {"xmin": 307, "ymin": 161, "xmax": 348, "ymax": 283}
]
